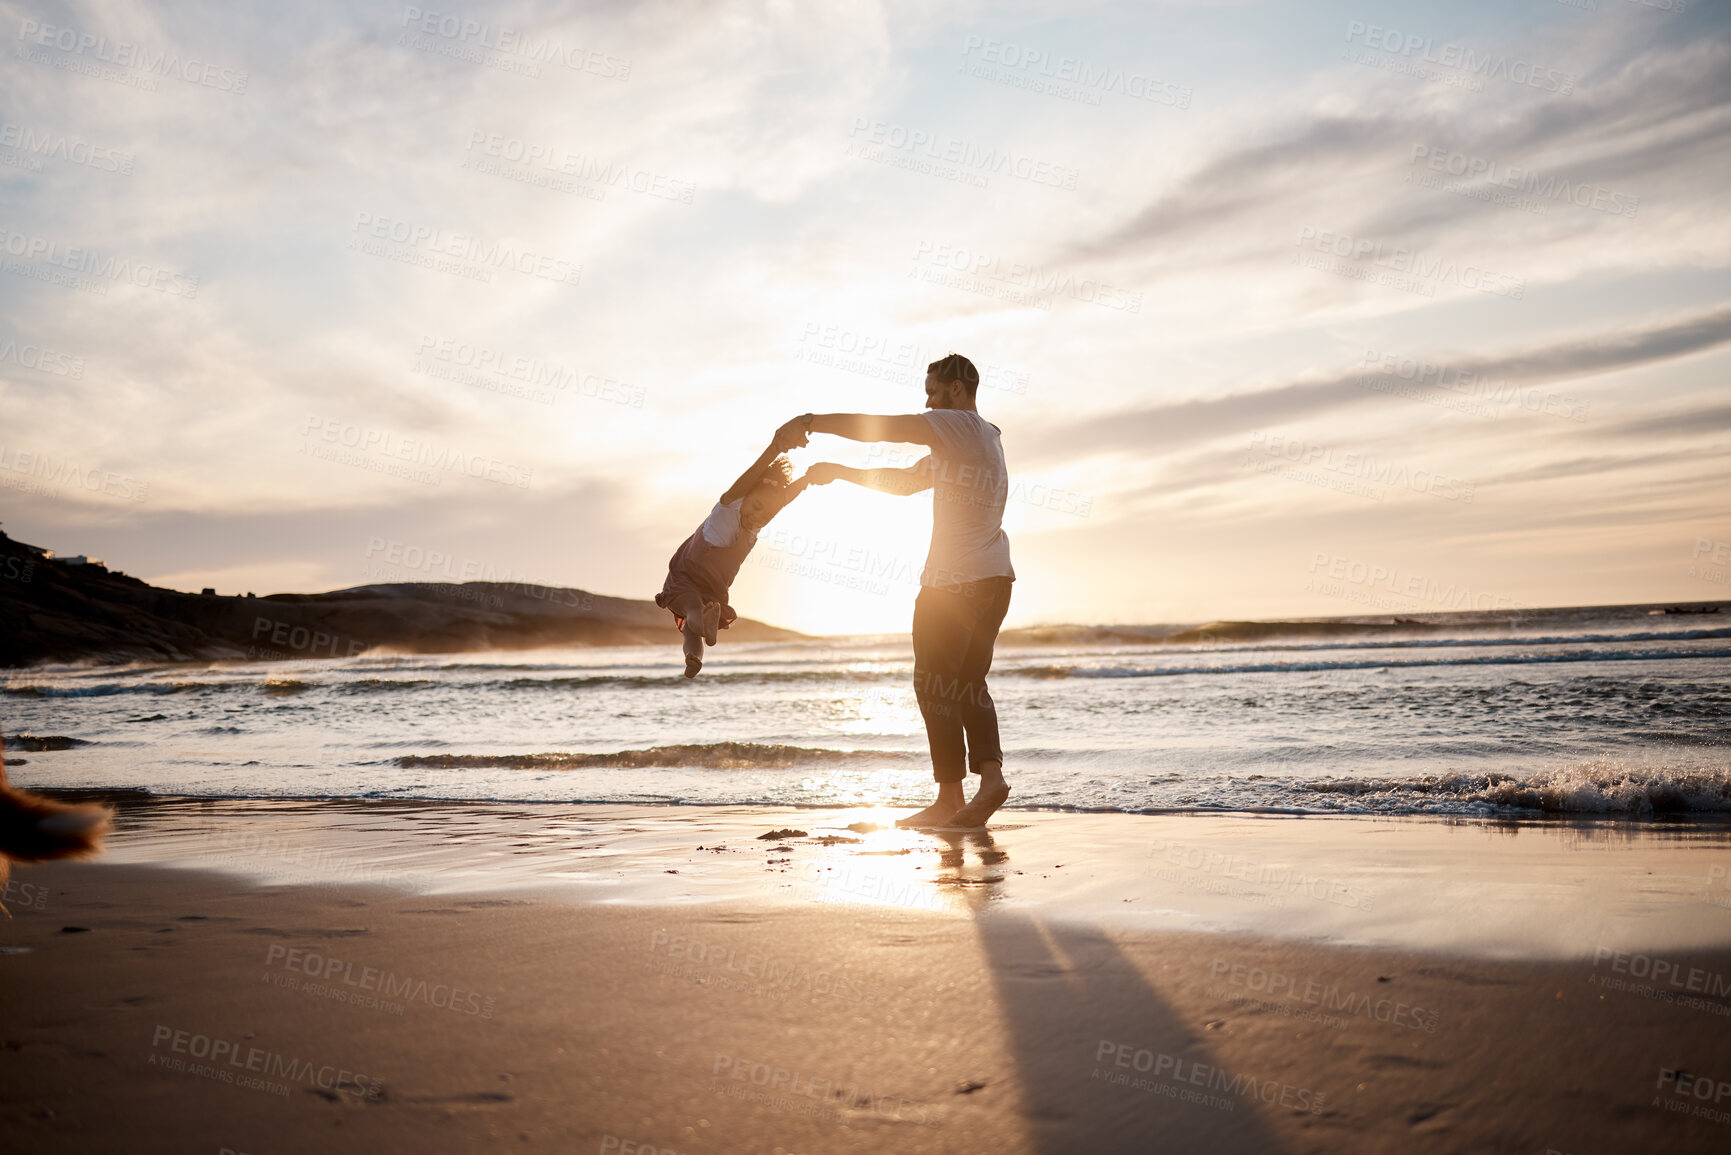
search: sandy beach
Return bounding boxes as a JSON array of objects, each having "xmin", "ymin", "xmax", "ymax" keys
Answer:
[{"xmin": 4, "ymin": 801, "xmax": 1730, "ymax": 1154}]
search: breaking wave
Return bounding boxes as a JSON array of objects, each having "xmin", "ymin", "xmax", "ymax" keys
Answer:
[
  {"xmin": 1007, "ymin": 646, "xmax": 1731, "ymax": 680},
  {"xmin": 394, "ymin": 742, "xmax": 910, "ymax": 771},
  {"xmin": 1302, "ymin": 761, "xmax": 1731, "ymax": 816}
]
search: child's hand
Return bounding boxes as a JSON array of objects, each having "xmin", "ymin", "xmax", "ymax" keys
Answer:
[
  {"xmin": 804, "ymin": 462, "xmax": 843, "ymax": 485},
  {"xmin": 773, "ymin": 417, "xmax": 810, "ymax": 452}
]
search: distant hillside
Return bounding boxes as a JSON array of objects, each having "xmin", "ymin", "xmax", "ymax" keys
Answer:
[{"xmin": 0, "ymin": 531, "xmax": 804, "ymax": 666}]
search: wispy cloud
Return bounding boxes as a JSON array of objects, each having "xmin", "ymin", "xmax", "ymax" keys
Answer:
[
  {"xmin": 1080, "ymin": 34, "xmax": 1731, "ymax": 271},
  {"xmin": 1026, "ymin": 304, "xmax": 1731, "ymax": 462}
]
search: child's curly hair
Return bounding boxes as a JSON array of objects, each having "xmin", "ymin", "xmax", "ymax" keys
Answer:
[{"xmin": 763, "ymin": 454, "xmax": 795, "ymax": 488}]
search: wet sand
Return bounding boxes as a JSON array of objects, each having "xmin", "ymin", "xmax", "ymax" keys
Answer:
[{"xmin": 2, "ymin": 802, "xmax": 1730, "ymax": 1153}]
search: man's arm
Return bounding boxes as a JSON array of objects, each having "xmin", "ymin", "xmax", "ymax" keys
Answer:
[
  {"xmin": 806, "ymin": 458, "xmax": 932, "ymax": 496},
  {"xmin": 801, "ymin": 413, "xmax": 935, "ymax": 445}
]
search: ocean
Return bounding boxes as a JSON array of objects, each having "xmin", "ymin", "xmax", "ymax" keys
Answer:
[{"xmin": 6, "ymin": 602, "xmax": 1730, "ymax": 821}]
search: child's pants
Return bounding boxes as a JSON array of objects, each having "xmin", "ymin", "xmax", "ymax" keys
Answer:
[{"xmin": 665, "ymin": 589, "xmax": 708, "ymax": 665}]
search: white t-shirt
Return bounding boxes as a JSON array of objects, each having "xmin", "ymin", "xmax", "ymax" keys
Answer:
[
  {"xmin": 699, "ymin": 499, "xmax": 755, "ymax": 548},
  {"xmin": 920, "ymin": 409, "xmax": 1015, "ymax": 589}
]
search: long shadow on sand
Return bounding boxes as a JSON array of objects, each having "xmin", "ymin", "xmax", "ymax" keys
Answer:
[{"xmin": 931, "ymin": 830, "xmax": 1291, "ymax": 1155}]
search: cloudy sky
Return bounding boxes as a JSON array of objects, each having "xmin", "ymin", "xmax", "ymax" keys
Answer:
[{"xmin": 2, "ymin": 0, "xmax": 1727, "ymax": 634}]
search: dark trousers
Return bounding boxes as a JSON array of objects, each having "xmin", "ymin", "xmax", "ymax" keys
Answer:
[{"xmin": 912, "ymin": 577, "xmax": 1013, "ymax": 783}]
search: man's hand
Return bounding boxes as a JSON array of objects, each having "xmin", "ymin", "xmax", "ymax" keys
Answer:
[
  {"xmin": 773, "ymin": 416, "xmax": 810, "ymax": 453},
  {"xmin": 804, "ymin": 462, "xmax": 845, "ymax": 485}
]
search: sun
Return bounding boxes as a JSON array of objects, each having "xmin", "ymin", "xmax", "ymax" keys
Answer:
[{"xmin": 730, "ymin": 472, "xmax": 935, "ymax": 636}]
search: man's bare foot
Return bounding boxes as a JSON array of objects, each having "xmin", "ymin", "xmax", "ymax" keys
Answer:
[
  {"xmin": 702, "ymin": 602, "xmax": 721, "ymax": 647},
  {"xmin": 897, "ymin": 783, "xmax": 966, "ymax": 827},
  {"xmin": 683, "ymin": 656, "xmax": 702, "ymax": 678},
  {"xmin": 896, "ymin": 800, "xmax": 961, "ymax": 828},
  {"xmin": 949, "ymin": 780, "xmax": 1011, "ymax": 828}
]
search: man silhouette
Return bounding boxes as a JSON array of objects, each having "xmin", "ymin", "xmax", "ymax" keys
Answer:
[{"xmin": 790, "ymin": 353, "xmax": 1015, "ymax": 827}]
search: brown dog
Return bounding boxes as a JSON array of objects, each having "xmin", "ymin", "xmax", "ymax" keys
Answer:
[{"xmin": 0, "ymin": 743, "xmax": 112, "ymax": 913}]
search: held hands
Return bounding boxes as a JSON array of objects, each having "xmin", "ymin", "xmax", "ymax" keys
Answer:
[
  {"xmin": 803, "ymin": 462, "xmax": 844, "ymax": 485},
  {"xmin": 773, "ymin": 415, "xmax": 813, "ymax": 453}
]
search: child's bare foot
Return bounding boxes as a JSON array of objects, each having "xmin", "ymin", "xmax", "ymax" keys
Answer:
[{"xmin": 702, "ymin": 602, "xmax": 721, "ymax": 647}]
